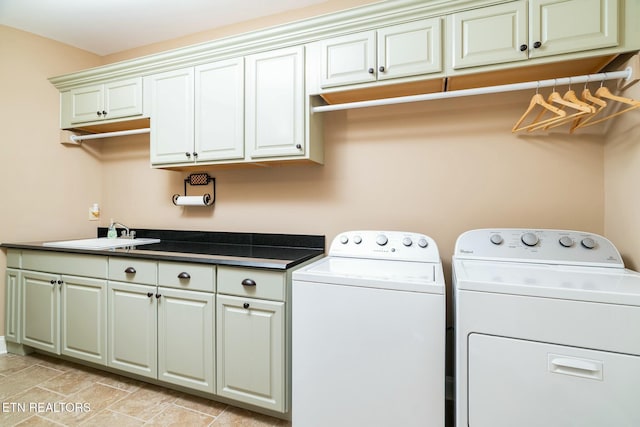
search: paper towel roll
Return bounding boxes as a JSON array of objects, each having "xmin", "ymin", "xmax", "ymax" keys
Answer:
[{"xmin": 172, "ymin": 194, "xmax": 212, "ymax": 206}]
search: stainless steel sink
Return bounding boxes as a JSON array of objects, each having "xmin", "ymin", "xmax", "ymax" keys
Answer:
[{"xmin": 43, "ymin": 237, "xmax": 160, "ymax": 250}]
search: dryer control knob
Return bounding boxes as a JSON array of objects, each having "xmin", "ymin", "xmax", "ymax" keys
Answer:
[
  {"xmin": 418, "ymin": 238, "xmax": 428, "ymax": 248},
  {"xmin": 521, "ymin": 232, "xmax": 539, "ymax": 247},
  {"xmin": 490, "ymin": 234, "xmax": 504, "ymax": 245},
  {"xmin": 402, "ymin": 237, "xmax": 413, "ymax": 247},
  {"xmin": 353, "ymin": 235, "xmax": 362, "ymax": 244},
  {"xmin": 581, "ymin": 237, "xmax": 597, "ymax": 249},
  {"xmin": 559, "ymin": 236, "xmax": 574, "ymax": 248},
  {"xmin": 340, "ymin": 235, "xmax": 349, "ymax": 244},
  {"xmin": 376, "ymin": 234, "xmax": 388, "ymax": 246}
]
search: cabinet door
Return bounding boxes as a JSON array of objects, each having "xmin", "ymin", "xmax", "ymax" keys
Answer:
[
  {"xmin": 21, "ymin": 271, "xmax": 60, "ymax": 354},
  {"xmin": 70, "ymin": 84, "xmax": 104, "ymax": 124},
  {"xmin": 60, "ymin": 275, "xmax": 107, "ymax": 365},
  {"xmin": 451, "ymin": 1, "xmax": 528, "ymax": 69},
  {"xmin": 104, "ymin": 77, "xmax": 143, "ymax": 120},
  {"xmin": 157, "ymin": 287, "xmax": 215, "ymax": 393},
  {"xmin": 377, "ymin": 18, "xmax": 442, "ymax": 80},
  {"xmin": 108, "ymin": 281, "xmax": 157, "ymax": 378},
  {"xmin": 147, "ymin": 68, "xmax": 195, "ymax": 165},
  {"xmin": 216, "ymin": 294, "xmax": 285, "ymax": 412},
  {"xmin": 195, "ymin": 58, "xmax": 245, "ymax": 162},
  {"xmin": 246, "ymin": 46, "xmax": 305, "ymax": 159},
  {"xmin": 320, "ymin": 31, "xmax": 376, "ymax": 88},
  {"xmin": 529, "ymin": 0, "xmax": 618, "ymax": 59},
  {"xmin": 5, "ymin": 268, "xmax": 21, "ymax": 344}
]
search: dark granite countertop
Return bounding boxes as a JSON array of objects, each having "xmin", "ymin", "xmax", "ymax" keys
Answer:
[{"xmin": 1, "ymin": 228, "xmax": 325, "ymax": 270}]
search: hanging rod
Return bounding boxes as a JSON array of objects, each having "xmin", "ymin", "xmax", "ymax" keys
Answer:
[
  {"xmin": 69, "ymin": 127, "xmax": 151, "ymax": 143},
  {"xmin": 312, "ymin": 68, "xmax": 634, "ymax": 113}
]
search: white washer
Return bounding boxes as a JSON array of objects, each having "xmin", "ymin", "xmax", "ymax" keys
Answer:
[
  {"xmin": 292, "ymin": 230, "xmax": 445, "ymax": 427},
  {"xmin": 453, "ymin": 229, "xmax": 640, "ymax": 427}
]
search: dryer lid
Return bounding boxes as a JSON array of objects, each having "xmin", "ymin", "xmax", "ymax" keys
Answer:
[{"xmin": 454, "ymin": 259, "xmax": 640, "ymax": 306}]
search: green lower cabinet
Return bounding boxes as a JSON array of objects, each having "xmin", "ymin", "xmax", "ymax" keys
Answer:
[
  {"xmin": 157, "ymin": 287, "xmax": 215, "ymax": 393},
  {"xmin": 60, "ymin": 275, "xmax": 107, "ymax": 365},
  {"xmin": 107, "ymin": 282, "xmax": 215, "ymax": 393},
  {"xmin": 22, "ymin": 270, "xmax": 107, "ymax": 365},
  {"xmin": 5, "ymin": 268, "xmax": 21, "ymax": 344},
  {"xmin": 107, "ymin": 281, "xmax": 158, "ymax": 378},
  {"xmin": 22, "ymin": 270, "xmax": 60, "ymax": 354},
  {"xmin": 216, "ymin": 294, "xmax": 285, "ymax": 412}
]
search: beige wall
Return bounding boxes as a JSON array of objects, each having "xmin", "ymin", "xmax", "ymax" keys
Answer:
[
  {"xmin": 604, "ymin": 81, "xmax": 640, "ymax": 270},
  {"xmin": 4, "ymin": 0, "xmax": 633, "ymax": 339},
  {"xmin": 0, "ymin": 25, "xmax": 105, "ymax": 335}
]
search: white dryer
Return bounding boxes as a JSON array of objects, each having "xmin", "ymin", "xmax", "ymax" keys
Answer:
[
  {"xmin": 453, "ymin": 229, "xmax": 640, "ymax": 427},
  {"xmin": 292, "ymin": 230, "xmax": 445, "ymax": 427}
]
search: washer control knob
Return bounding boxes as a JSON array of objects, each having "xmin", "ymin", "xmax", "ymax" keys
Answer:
[
  {"xmin": 402, "ymin": 237, "xmax": 413, "ymax": 247},
  {"xmin": 490, "ymin": 234, "xmax": 504, "ymax": 245},
  {"xmin": 559, "ymin": 236, "xmax": 574, "ymax": 248},
  {"xmin": 340, "ymin": 235, "xmax": 349, "ymax": 244},
  {"xmin": 376, "ymin": 234, "xmax": 388, "ymax": 246},
  {"xmin": 521, "ymin": 232, "xmax": 539, "ymax": 247},
  {"xmin": 418, "ymin": 238, "xmax": 428, "ymax": 248},
  {"xmin": 353, "ymin": 235, "xmax": 362, "ymax": 245},
  {"xmin": 581, "ymin": 237, "xmax": 597, "ymax": 249}
]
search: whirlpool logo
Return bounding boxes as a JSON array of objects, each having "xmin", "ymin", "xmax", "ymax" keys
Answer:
[{"xmin": 459, "ymin": 249, "xmax": 474, "ymax": 254}]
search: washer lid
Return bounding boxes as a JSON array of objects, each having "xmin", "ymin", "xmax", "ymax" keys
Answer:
[
  {"xmin": 454, "ymin": 259, "xmax": 640, "ymax": 306},
  {"xmin": 293, "ymin": 256, "xmax": 444, "ymax": 294}
]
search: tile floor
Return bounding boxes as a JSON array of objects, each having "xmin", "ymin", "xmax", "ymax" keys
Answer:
[{"xmin": 0, "ymin": 352, "xmax": 290, "ymax": 426}]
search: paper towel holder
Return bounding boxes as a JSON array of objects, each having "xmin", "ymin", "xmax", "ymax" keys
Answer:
[{"xmin": 172, "ymin": 173, "xmax": 216, "ymax": 206}]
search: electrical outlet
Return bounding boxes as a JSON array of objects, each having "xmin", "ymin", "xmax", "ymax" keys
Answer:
[{"xmin": 89, "ymin": 204, "xmax": 100, "ymax": 221}]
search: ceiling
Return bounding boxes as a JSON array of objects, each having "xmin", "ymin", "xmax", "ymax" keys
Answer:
[{"xmin": 0, "ymin": 0, "xmax": 328, "ymax": 56}]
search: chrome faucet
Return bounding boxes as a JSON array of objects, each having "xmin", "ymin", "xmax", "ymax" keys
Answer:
[{"xmin": 109, "ymin": 221, "xmax": 135, "ymax": 239}]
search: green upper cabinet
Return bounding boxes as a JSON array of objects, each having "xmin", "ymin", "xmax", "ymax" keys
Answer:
[
  {"xmin": 195, "ymin": 58, "xmax": 245, "ymax": 162},
  {"xmin": 320, "ymin": 18, "xmax": 443, "ymax": 88},
  {"xmin": 148, "ymin": 58, "xmax": 246, "ymax": 166},
  {"xmin": 529, "ymin": 0, "xmax": 618, "ymax": 58},
  {"xmin": 245, "ymin": 46, "xmax": 306, "ymax": 159},
  {"xmin": 63, "ymin": 77, "xmax": 144, "ymax": 126},
  {"xmin": 146, "ymin": 67, "xmax": 195, "ymax": 165},
  {"xmin": 451, "ymin": 0, "xmax": 618, "ymax": 70}
]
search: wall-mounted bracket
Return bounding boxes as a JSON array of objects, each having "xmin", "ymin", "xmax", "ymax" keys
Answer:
[{"xmin": 172, "ymin": 173, "xmax": 216, "ymax": 206}]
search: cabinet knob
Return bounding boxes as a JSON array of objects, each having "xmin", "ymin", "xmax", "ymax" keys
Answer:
[
  {"xmin": 124, "ymin": 267, "xmax": 136, "ymax": 274},
  {"xmin": 243, "ymin": 303, "xmax": 250, "ymax": 309},
  {"xmin": 185, "ymin": 152, "xmax": 191, "ymax": 158},
  {"xmin": 379, "ymin": 65, "xmax": 385, "ymax": 72},
  {"xmin": 368, "ymin": 68, "xmax": 374, "ymax": 74},
  {"xmin": 296, "ymin": 144, "xmax": 302, "ymax": 150},
  {"xmin": 57, "ymin": 280, "xmax": 63, "ymax": 285},
  {"xmin": 50, "ymin": 279, "xmax": 56, "ymax": 285},
  {"xmin": 519, "ymin": 44, "xmax": 528, "ymax": 52},
  {"xmin": 533, "ymin": 41, "xmax": 542, "ymax": 49},
  {"xmin": 155, "ymin": 293, "xmax": 162, "ymax": 299},
  {"xmin": 102, "ymin": 110, "xmax": 107, "ymax": 116},
  {"xmin": 147, "ymin": 292, "xmax": 153, "ymax": 298},
  {"xmin": 177, "ymin": 272, "xmax": 191, "ymax": 279},
  {"xmin": 192, "ymin": 152, "xmax": 198, "ymax": 158},
  {"xmin": 241, "ymin": 278, "xmax": 256, "ymax": 287},
  {"xmin": 96, "ymin": 111, "xmax": 102, "ymax": 116}
]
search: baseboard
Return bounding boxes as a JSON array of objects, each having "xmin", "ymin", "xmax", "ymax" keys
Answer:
[{"xmin": 0, "ymin": 336, "xmax": 7, "ymax": 354}]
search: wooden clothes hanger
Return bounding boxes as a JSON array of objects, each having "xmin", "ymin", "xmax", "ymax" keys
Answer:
[
  {"xmin": 572, "ymin": 72, "xmax": 640, "ymax": 129},
  {"xmin": 530, "ymin": 85, "xmax": 594, "ymax": 131},
  {"xmin": 524, "ymin": 78, "xmax": 592, "ymax": 132},
  {"xmin": 575, "ymin": 85, "xmax": 640, "ymax": 128},
  {"xmin": 569, "ymin": 86, "xmax": 608, "ymax": 132},
  {"xmin": 512, "ymin": 86, "xmax": 566, "ymax": 133}
]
